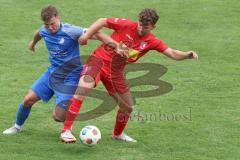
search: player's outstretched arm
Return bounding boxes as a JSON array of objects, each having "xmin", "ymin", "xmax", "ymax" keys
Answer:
[
  {"xmin": 28, "ymin": 29, "xmax": 42, "ymax": 52},
  {"xmin": 162, "ymin": 48, "xmax": 198, "ymax": 60},
  {"xmin": 78, "ymin": 18, "xmax": 108, "ymax": 45}
]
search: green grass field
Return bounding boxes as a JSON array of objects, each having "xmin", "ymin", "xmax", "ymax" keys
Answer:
[{"xmin": 0, "ymin": 0, "xmax": 240, "ymax": 159}]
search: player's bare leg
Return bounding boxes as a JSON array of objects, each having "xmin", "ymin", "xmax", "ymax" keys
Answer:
[
  {"xmin": 60, "ymin": 75, "xmax": 95, "ymax": 143},
  {"xmin": 111, "ymin": 91, "xmax": 137, "ymax": 142},
  {"xmin": 3, "ymin": 90, "xmax": 40, "ymax": 135},
  {"xmin": 52, "ymin": 106, "xmax": 67, "ymax": 122}
]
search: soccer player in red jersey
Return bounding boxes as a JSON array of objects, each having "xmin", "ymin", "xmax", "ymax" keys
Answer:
[{"xmin": 60, "ymin": 8, "xmax": 198, "ymax": 143}]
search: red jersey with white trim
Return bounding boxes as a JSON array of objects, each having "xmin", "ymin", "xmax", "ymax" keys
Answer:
[{"xmin": 93, "ymin": 18, "xmax": 168, "ymax": 64}]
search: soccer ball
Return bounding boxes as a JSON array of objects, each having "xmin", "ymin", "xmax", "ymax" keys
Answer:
[{"xmin": 79, "ymin": 125, "xmax": 101, "ymax": 146}]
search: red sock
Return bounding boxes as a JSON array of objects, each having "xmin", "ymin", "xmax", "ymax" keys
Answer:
[
  {"xmin": 62, "ymin": 97, "xmax": 83, "ymax": 131},
  {"xmin": 113, "ymin": 108, "xmax": 131, "ymax": 136}
]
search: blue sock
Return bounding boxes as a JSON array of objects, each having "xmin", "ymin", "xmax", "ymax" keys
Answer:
[{"xmin": 15, "ymin": 103, "xmax": 32, "ymax": 127}]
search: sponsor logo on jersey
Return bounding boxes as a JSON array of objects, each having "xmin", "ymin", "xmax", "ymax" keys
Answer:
[
  {"xmin": 59, "ymin": 37, "xmax": 65, "ymax": 44},
  {"xmin": 140, "ymin": 42, "xmax": 147, "ymax": 50}
]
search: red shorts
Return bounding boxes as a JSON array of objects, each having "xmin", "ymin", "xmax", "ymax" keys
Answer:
[{"xmin": 81, "ymin": 54, "xmax": 129, "ymax": 95}]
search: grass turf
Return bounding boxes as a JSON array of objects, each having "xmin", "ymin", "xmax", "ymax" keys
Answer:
[{"xmin": 0, "ymin": 0, "xmax": 239, "ymax": 159}]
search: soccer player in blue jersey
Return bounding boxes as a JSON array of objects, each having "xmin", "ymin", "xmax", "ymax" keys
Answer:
[{"xmin": 3, "ymin": 5, "xmax": 116, "ymax": 136}]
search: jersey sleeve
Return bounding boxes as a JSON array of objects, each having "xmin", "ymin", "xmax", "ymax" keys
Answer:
[
  {"xmin": 153, "ymin": 38, "xmax": 169, "ymax": 52},
  {"xmin": 39, "ymin": 26, "xmax": 46, "ymax": 37},
  {"xmin": 62, "ymin": 23, "xmax": 86, "ymax": 40},
  {"xmin": 106, "ymin": 18, "xmax": 132, "ymax": 31}
]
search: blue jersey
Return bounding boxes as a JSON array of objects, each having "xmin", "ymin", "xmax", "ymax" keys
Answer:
[
  {"xmin": 39, "ymin": 23, "xmax": 85, "ymax": 83},
  {"xmin": 39, "ymin": 23, "xmax": 85, "ymax": 69}
]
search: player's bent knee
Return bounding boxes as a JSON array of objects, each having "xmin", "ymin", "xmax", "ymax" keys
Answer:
[
  {"xmin": 23, "ymin": 96, "xmax": 36, "ymax": 107},
  {"xmin": 53, "ymin": 106, "xmax": 66, "ymax": 122},
  {"xmin": 80, "ymin": 75, "xmax": 95, "ymax": 88},
  {"xmin": 74, "ymin": 75, "xmax": 95, "ymax": 100},
  {"xmin": 122, "ymin": 105, "xmax": 134, "ymax": 113},
  {"xmin": 52, "ymin": 113, "xmax": 65, "ymax": 122},
  {"xmin": 127, "ymin": 106, "xmax": 133, "ymax": 113},
  {"xmin": 23, "ymin": 91, "xmax": 39, "ymax": 107}
]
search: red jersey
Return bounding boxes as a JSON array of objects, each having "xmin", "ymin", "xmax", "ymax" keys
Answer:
[{"xmin": 93, "ymin": 18, "xmax": 168, "ymax": 64}]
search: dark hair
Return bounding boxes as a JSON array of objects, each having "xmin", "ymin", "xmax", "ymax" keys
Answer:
[
  {"xmin": 41, "ymin": 5, "xmax": 59, "ymax": 22},
  {"xmin": 138, "ymin": 8, "xmax": 159, "ymax": 26}
]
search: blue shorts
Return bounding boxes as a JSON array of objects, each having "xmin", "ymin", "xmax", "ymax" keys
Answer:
[{"xmin": 31, "ymin": 69, "xmax": 80, "ymax": 110}]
